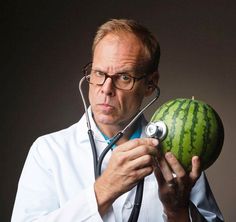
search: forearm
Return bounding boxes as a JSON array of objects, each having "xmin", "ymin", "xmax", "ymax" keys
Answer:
[{"xmin": 94, "ymin": 176, "xmax": 119, "ymax": 216}]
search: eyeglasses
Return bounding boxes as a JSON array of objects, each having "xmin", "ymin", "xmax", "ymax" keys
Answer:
[{"xmin": 83, "ymin": 63, "xmax": 147, "ymax": 90}]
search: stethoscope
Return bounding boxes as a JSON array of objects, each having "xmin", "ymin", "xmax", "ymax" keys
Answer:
[{"xmin": 79, "ymin": 76, "xmax": 166, "ymax": 222}]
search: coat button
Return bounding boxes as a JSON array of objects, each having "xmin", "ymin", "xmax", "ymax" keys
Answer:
[{"xmin": 124, "ymin": 201, "xmax": 133, "ymax": 209}]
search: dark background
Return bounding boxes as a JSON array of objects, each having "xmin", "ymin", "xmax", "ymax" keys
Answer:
[{"xmin": 1, "ymin": 1, "xmax": 236, "ymax": 221}]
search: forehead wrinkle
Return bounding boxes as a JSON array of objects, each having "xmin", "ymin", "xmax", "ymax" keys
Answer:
[{"xmin": 92, "ymin": 60, "xmax": 146, "ymax": 75}]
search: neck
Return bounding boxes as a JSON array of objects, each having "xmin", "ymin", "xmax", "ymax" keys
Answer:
[{"xmin": 95, "ymin": 118, "xmax": 141, "ymax": 146}]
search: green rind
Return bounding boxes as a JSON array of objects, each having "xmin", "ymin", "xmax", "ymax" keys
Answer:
[{"xmin": 150, "ymin": 98, "xmax": 224, "ymax": 171}]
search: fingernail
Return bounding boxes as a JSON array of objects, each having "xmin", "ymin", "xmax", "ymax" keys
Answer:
[
  {"xmin": 193, "ymin": 156, "xmax": 199, "ymax": 163},
  {"xmin": 165, "ymin": 152, "xmax": 173, "ymax": 159},
  {"xmin": 151, "ymin": 139, "xmax": 158, "ymax": 146}
]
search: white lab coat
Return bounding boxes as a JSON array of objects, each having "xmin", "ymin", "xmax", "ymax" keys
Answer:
[{"xmin": 11, "ymin": 108, "xmax": 224, "ymax": 221}]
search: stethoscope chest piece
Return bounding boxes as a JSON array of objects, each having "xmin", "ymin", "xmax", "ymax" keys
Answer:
[{"xmin": 145, "ymin": 121, "xmax": 167, "ymax": 141}]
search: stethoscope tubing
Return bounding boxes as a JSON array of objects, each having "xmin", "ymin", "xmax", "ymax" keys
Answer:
[{"xmin": 79, "ymin": 77, "xmax": 160, "ymax": 222}]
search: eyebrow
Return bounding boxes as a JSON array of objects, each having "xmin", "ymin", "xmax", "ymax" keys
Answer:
[{"xmin": 92, "ymin": 67, "xmax": 136, "ymax": 75}]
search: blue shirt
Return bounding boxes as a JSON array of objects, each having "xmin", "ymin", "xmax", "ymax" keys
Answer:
[{"xmin": 101, "ymin": 124, "xmax": 142, "ymax": 149}]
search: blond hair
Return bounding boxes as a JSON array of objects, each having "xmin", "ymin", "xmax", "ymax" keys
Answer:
[{"xmin": 92, "ymin": 19, "xmax": 160, "ymax": 73}]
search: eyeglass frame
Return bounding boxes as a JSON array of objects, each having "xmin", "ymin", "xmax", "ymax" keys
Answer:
[{"xmin": 82, "ymin": 62, "xmax": 150, "ymax": 91}]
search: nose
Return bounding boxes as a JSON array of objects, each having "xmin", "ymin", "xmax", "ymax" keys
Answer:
[{"xmin": 101, "ymin": 77, "xmax": 115, "ymax": 96}]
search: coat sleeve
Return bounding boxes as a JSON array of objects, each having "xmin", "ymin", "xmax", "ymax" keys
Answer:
[
  {"xmin": 189, "ymin": 172, "xmax": 224, "ymax": 222},
  {"xmin": 11, "ymin": 139, "xmax": 103, "ymax": 222}
]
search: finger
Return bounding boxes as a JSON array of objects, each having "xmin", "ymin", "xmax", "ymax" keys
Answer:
[
  {"xmin": 128, "ymin": 153, "xmax": 155, "ymax": 170},
  {"xmin": 154, "ymin": 164, "xmax": 166, "ymax": 187},
  {"xmin": 116, "ymin": 138, "xmax": 158, "ymax": 152},
  {"xmin": 189, "ymin": 156, "xmax": 201, "ymax": 182},
  {"xmin": 126, "ymin": 145, "xmax": 158, "ymax": 161},
  {"xmin": 156, "ymin": 152, "xmax": 174, "ymax": 182},
  {"xmin": 165, "ymin": 152, "xmax": 185, "ymax": 178},
  {"xmin": 134, "ymin": 165, "xmax": 154, "ymax": 181}
]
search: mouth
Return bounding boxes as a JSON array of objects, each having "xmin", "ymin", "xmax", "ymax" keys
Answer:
[{"xmin": 97, "ymin": 103, "xmax": 115, "ymax": 112}]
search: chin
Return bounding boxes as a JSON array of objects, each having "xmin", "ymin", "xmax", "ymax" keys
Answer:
[
  {"xmin": 96, "ymin": 115, "xmax": 117, "ymax": 126},
  {"xmin": 92, "ymin": 108, "xmax": 132, "ymax": 127}
]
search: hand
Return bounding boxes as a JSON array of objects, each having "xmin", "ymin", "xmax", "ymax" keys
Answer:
[
  {"xmin": 154, "ymin": 152, "xmax": 201, "ymax": 221},
  {"xmin": 94, "ymin": 138, "xmax": 159, "ymax": 216}
]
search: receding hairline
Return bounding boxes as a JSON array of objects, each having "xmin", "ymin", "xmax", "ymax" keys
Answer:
[
  {"xmin": 91, "ymin": 19, "xmax": 160, "ymax": 73},
  {"xmin": 94, "ymin": 32, "xmax": 147, "ymax": 59}
]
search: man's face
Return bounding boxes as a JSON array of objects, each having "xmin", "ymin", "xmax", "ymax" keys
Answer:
[{"xmin": 89, "ymin": 33, "xmax": 153, "ymax": 129}]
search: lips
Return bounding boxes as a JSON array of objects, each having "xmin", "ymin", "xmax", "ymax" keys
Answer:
[
  {"xmin": 97, "ymin": 98, "xmax": 115, "ymax": 108},
  {"xmin": 97, "ymin": 103, "xmax": 115, "ymax": 112},
  {"xmin": 99, "ymin": 103, "xmax": 114, "ymax": 108},
  {"xmin": 101, "ymin": 103, "xmax": 112, "ymax": 107}
]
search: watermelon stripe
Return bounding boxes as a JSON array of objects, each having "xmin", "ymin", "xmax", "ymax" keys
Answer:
[
  {"xmin": 159, "ymin": 100, "xmax": 179, "ymax": 120},
  {"xmin": 178, "ymin": 99, "xmax": 192, "ymax": 162},
  {"xmin": 202, "ymin": 105, "xmax": 211, "ymax": 156},
  {"xmin": 189, "ymin": 101, "xmax": 199, "ymax": 153},
  {"xmin": 168, "ymin": 99, "xmax": 186, "ymax": 153}
]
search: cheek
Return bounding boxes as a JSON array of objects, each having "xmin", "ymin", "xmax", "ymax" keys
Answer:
[
  {"xmin": 88, "ymin": 86, "xmax": 96, "ymax": 105},
  {"xmin": 88, "ymin": 93, "xmax": 96, "ymax": 111},
  {"xmin": 122, "ymin": 91, "xmax": 145, "ymax": 111}
]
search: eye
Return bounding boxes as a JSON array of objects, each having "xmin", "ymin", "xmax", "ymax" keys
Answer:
[
  {"xmin": 92, "ymin": 70, "xmax": 105, "ymax": 77},
  {"xmin": 118, "ymin": 73, "xmax": 132, "ymax": 82}
]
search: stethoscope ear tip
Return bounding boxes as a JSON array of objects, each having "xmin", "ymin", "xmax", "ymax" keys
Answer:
[{"xmin": 156, "ymin": 86, "xmax": 160, "ymax": 97}]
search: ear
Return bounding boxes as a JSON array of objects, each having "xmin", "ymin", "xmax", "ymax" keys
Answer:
[{"xmin": 145, "ymin": 71, "xmax": 159, "ymax": 97}]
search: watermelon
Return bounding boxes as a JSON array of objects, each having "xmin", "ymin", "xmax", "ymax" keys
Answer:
[{"xmin": 146, "ymin": 98, "xmax": 224, "ymax": 171}]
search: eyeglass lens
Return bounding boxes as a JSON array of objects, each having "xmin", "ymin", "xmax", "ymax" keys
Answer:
[{"xmin": 85, "ymin": 65, "xmax": 135, "ymax": 90}]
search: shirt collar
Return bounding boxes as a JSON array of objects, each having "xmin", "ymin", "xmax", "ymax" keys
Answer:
[
  {"xmin": 81, "ymin": 106, "xmax": 148, "ymax": 144},
  {"xmin": 97, "ymin": 115, "xmax": 143, "ymax": 150}
]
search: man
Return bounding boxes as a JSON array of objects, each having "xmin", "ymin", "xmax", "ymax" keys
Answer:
[{"xmin": 12, "ymin": 19, "xmax": 223, "ymax": 221}]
